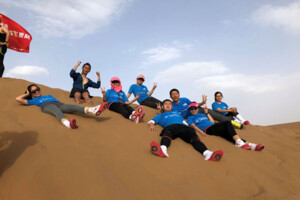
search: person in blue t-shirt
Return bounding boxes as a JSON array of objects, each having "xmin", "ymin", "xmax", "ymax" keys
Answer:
[
  {"xmin": 16, "ymin": 84, "xmax": 108, "ymax": 129},
  {"xmin": 69, "ymin": 61, "xmax": 101, "ymax": 104},
  {"xmin": 212, "ymin": 91, "xmax": 250, "ymax": 125},
  {"xmin": 187, "ymin": 102, "xmax": 264, "ymax": 151},
  {"xmin": 101, "ymin": 77, "xmax": 145, "ymax": 123},
  {"xmin": 148, "ymin": 99, "xmax": 223, "ymax": 161},
  {"xmin": 127, "ymin": 74, "xmax": 162, "ymax": 109},
  {"xmin": 168, "ymin": 88, "xmax": 244, "ymax": 129}
]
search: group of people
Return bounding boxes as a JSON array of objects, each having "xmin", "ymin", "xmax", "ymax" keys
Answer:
[{"xmin": 15, "ymin": 61, "xmax": 264, "ymax": 162}]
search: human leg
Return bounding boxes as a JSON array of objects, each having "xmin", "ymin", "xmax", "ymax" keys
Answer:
[
  {"xmin": 141, "ymin": 97, "xmax": 162, "ymax": 109},
  {"xmin": 109, "ymin": 103, "xmax": 133, "ymax": 119},
  {"xmin": 74, "ymin": 92, "xmax": 82, "ymax": 104},
  {"xmin": 0, "ymin": 47, "xmax": 6, "ymax": 77},
  {"xmin": 82, "ymin": 91, "xmax": 93, "ymax": 104}
]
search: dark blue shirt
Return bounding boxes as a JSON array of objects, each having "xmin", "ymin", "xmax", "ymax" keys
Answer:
[
  {"xmin": 187, "ymin": 113, "xmax": 214, "ymax": 131},
  {"xmin": 152, "ymin": 111, "xmax": 186, "ymax": 128},
  {"xmin": 172, "ymin": 97, "xmax": 192, "ymax": 119},
  {"xmin": 106, "ymin": 89, "xmax": 129, "ymax": 104},
  {"xmin": 70, "ymin": 69, "xmax": 100, "ymax": 91},
  {"xmin": 27, "ymin": 95, "xmax": 60, "ymax": 108},
  {"xmin": 128, "ymin": 84, "xmax": 149, "ymax": 104}
]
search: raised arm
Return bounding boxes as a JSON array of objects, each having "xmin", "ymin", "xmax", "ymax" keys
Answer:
[
  {"xmin": 16, "ymin": 91, "xmax": 30, "ymax": 105},
  {"xmin": 101, "ymin": 87, "xmax": 107, "ymax": 102},
  {"xmin": 147, "ymin": 82, "xmax": 157, "ymax": 96},
  {"xmin": 72, "ymin": 61, "xmax": 81, "ymax": 71},
  {"xmin": 198, "ymin": 94, "xmax": 207, "ymax": 106},
  {"xmin": 70, "ymin": 61, "xmax": 81, "ymax": 78},
  {"xmin": 204, "ymin": 106, "xmax": 215, "ymax": 123}
]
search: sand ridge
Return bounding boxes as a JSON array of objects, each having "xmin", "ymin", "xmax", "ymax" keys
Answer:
[{"xmin": 0, "ymin": 78, "xmax": 299, "ymax": 200}]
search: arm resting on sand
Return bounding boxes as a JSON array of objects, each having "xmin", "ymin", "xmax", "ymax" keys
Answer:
[
  {"xmin": 190, "ymin": 123, "xmax": 207, "ymax": 137},
  {"xmin": 16, "ymin": 93, "xmax": 29, "ymax": 105}
]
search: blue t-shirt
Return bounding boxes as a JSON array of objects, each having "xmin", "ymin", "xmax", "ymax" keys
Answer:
[
  {"xmin": 106, "ymin": 89, "xmax": 128, "ymax": 104},
  {"xmin": 152, "ymin": 111, "xmax": 186, "ymax": 128},
  {"xmin": 172, "ymin": 97, "xmax": 192, "ymax": 119},
  {"xmin": 212, "ymin": 102, "xmax": 228, "ymax": 116},
  {"xmin": 27, "ymin": 95, "xmax": 60, "ymax": 108},
  {"xmin": 128, "ymin": 84, "xmax": 149, "ymax": 104},
  {"xmin": 187, "ymin": 113, "xmax": 214, "ymax": 131}
]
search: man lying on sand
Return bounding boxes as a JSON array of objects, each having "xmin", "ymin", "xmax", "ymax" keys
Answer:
[
  {"xmin": 149, "ymin": 99, "xmax": 223, "ymax": 161},
  {"xmin": 187, "ymin": 102, "xmax": 264, "ymax": 151},
  {"xmin": 16, "ymin": 84, "xmax": 108, "ymax": 129}
]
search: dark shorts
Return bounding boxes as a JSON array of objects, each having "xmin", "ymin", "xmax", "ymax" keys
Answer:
[
  {"xmin": 0, "ymin": 45, "xmax": 7, "ymax": 55},
  {"xmin": 160, "ymin": 124, "xmax": 198, "ymax": 143},
  {"xmin": 69, "ymin": 88, "xmax": 93, "ymax": 98}
]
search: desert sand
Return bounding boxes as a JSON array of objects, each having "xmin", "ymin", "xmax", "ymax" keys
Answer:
[{"xmin": 0, "ymin": 78, "xmax": 299, "ymax": 200}]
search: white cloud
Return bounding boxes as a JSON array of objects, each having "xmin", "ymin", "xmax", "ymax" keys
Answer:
[
  {"xmin": 155, "ymin": 61, "xmax": 228, "ymax": 83},
  {"xmin": 5, "ymin": 66, "xmax": 49, "ymax": 78},
  {"xmin": 2, "ymin": 0, "xmax": 131, "ymax": 38},
  {"xmin": 141, "ymin": 41, "xmax": 193, "ymax": 65},
  {"xmin": 154, "ymin": 61, "xmax": 300, "ymax": 94},
  {"xmin": 252, "ymin": 2, "xmax": 300, "ymax": 35}
]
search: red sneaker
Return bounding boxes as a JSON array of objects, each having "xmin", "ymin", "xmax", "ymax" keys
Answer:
[
  {"xmin": 132, "ymin": 106, "xmax": 145, "ymax": 123},
  {"xmin": 70, "ymin": 118, "xmax": 78, "ymax": 129},
  {"xmin": 244, "ymin": 121, "xmax": 250, "ymax": 125},
  {"xmin": 95, "ymin": 102, "xmax": 108, "ymax": 116},
  {"xmin": 255, "ymin": 144, "xmax": 264, "ymax": 151},
  {"xmin": 208, "ymin": 150, "xmax": 223, "ymax": 161},
  {"xmin": 240, "ymin": 144, "xmax": 251, "ymax": 150},
  {"xmin": 150, "ymin": 141, "xmax": 168, "ymax": 158}
]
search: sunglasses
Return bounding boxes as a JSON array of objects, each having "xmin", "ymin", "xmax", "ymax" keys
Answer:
[
  {"xmin": 137, "ymin": 78, "xmax": 144, "ymax": 82},
  {"xmin": 112, "ymin": 80, "xmax": 120, "ymax": 84},
  {"xmin": 189, "ymin": 107, "xmax": 198, "ymax": 111},
  {"xmin": 31, "ymin": 87, "xmax": 40, "ymax": 94}
]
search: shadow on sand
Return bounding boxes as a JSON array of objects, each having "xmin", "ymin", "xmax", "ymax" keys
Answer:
[{"xmin": 0, "ymin": 131, "xmax": 38, "ymax": 178}]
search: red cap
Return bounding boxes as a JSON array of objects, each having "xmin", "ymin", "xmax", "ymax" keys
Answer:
[{"xmin": 188, "ymin": 102, "xmax": 198, "ymax": 109}]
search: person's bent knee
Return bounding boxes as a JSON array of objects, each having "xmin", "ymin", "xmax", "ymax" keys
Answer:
[{"xmin": 74, "ymin": 92, "xmax": 81, "ymax": 98}]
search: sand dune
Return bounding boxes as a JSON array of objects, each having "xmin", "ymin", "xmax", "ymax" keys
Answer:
[{"xmin": 0, "ymin": 78, "xmax": 299, "ymax": 200}]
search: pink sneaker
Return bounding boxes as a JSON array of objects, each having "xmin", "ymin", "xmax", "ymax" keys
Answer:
[
  {"xmin": 150, "ymin": 141, "xmax": 168, "ymax": 158},
  {"xmin": 95, "ymin": 102, "xmax": 108, "ymax": 116},
  {"xmin": 131, "ymin": 106, "xmax": 145, "ymax": 123},
  {"xmin": 244, "ymin": 121, "xmax": 250, "ymax": 125},
  {"xmin": 70, "ymin": 118, "xmax": 78, "ymax": 129},
  {"xmin": 240, "ymin": 144, "xmax": 251, "ymax": 150},
  {"xmin": 208, "ymin": 150, "xmax": 223, "ymax": 161},
  {"xmin": 255, "ymin": 144, "xmax": 264, "ymax": 151}
]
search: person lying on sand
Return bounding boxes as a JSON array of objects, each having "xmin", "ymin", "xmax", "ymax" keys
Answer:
[
  {"xmin": 102, "ymin": 77, "xmax": 145, "ymax": 123},
  {"xmin": 16, "ymin": 84, "xmax": 108, "ymax": 129},
  {"xmin": 212, "ymin": 91, "xmax": 250, "ymax": 125},
  {"xmin": 148, "ymin": 99, "xmax": 223, "ymax": 161},
  {"xmin": 166, "ymin": 88, "xmax": 244, "ymax": 129},
  {"xmin": 69, "ymin": 61, "xmax": 101, "ymax": 104},
  {"xmin": 127, "ymin": 74, "xmax": 162, "ymax": 109},
  {"xmin": 188, "ymin": 102, "xmax": 264, "ymax": 151}
]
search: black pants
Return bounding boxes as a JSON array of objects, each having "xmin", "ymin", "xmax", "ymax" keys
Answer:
[
  {"xmin": 160, "ymin": 124, "xmax": 208, "ymax": 154},
  {"xmin": 0, "ymin": 45, "xmax": 7, "ymax": 77},
  {"xmin": 140, "ymin": 96, "xmax": 162, "ymax": 109},
  {"xmin": 206, "ymin": 121, "xmax": 239, "ymax": 144},
  {"xmin": 109, "ymin": 102, "xmax": 134, "ymax": 119}
]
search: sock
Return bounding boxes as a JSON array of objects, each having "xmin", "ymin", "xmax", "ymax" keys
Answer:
[
  {"xmin": 62, "ymin": 120, "xmax": 71, "ymax": 128},
  {"xmin": 235, "ymin": 114, "xmax": 246, "ymax": 124},
  {"xmin": 203, "ymin": 150, "xmax": 213, "ymax": 160},
  {"xmin": 235, "ymin": 139, "xmax": 246, "ymax": 147},
  {"xmin": 161, "ymin": 145, "xmax": 169, "ymax": 157},
  {"xmin": 248, "ymin": 143, "xmax": 257, "ymax": 150}
]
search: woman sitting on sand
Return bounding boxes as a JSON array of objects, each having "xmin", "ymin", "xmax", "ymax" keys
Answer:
[
  {"xmin": 212, "ymin": 91, "xmax": 250, "ymax": 125},
  {"xmin": 101, "ymin": 77, "xmax": 145, "ymax": 123},
  {"xmin": 187, "ymin": 102, "xmax": 264, "ymax": 151},
  {"xmin": 70, "ymin": 61, "xmax": 101, "ymax": 104},
  {"xmin": 16, "ymin": 84, "xmax": 108, "ymax": 129}
]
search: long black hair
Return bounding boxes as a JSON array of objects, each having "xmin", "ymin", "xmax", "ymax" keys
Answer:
[{"xmin": 25, "ymin": 84, "xmax": 40, "ymax": 100}]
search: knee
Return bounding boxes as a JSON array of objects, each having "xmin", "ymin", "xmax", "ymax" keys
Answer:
[
  {"xmin": 74, "ymin": 92, "xmax": 81, "ymax": 98},
  {"xmin": 82, "ymin": 92, "xmax": 89, "ymax": 99}
]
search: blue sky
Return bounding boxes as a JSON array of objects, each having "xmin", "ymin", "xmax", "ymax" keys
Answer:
[{"xmin": 1, "ymin": 0, "xmax": 300, "ymax": 125}]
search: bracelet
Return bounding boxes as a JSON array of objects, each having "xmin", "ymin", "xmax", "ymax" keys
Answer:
[{"xmin": 205, "ymin": 112, "xmax": 209, "ymax": 115}]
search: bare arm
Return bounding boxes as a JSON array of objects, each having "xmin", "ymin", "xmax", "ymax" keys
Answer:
[
  {"xmin": 101, "ymin": 87, "xmax": 107, "ymax": 102},
  {"xmin": 0, "ymin": 27, "xmax": 10, "ymax": 45},
  {"xmin": 198, "ymin": 94, "xmax": 207, "ymax": 106},
  {"xmin": 126, "ymin": 93, "xmax": 131, "ymax": 99},
  {"xmin": 203, "ymin": 106, "xmax": 215, "ymax": 123},
  {"xmin": 190, "ymin": 123, "xmax": 208, "ymax": 137},
  {"xmin": 16, "ymin": 91, "xmax": 30, "ymax": 105},
  {"xmin": 125, "ymin": 95, "xmax": 139, "ymax": 105},
  {"xmin": 72, "ymin": 61, "xmax": 81, "ymax": 71},
  {"xmin": 147, "ymin": 82, "xmax": 157, "ymax": 96}
]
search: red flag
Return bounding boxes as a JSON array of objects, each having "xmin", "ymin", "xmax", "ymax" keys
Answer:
[{"xmin": 0, "ymin": 13, "xmax": 32, "ymax": 53}]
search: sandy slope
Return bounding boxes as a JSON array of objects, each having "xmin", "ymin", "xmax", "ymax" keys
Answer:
[{"xmin": 0, "ymin": 78, "xmax": 299, "ymax": 200}]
